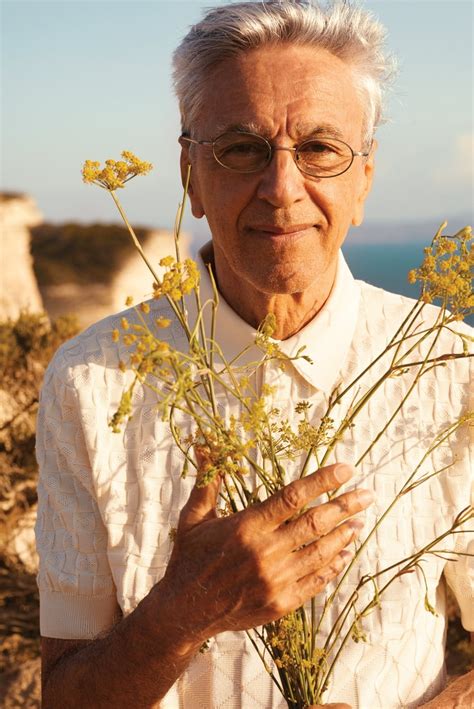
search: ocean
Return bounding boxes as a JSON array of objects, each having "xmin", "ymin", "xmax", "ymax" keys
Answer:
[{"xmin": 342, "ymin": 242, "xmax": 474, "ymax": 328}]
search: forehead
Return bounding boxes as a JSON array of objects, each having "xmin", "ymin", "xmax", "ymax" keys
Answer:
[{"xmin": 197, "ymin": 44, "xmax": 364, "ymax": 142}]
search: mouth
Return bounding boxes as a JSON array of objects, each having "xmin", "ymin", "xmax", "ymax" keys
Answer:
[{"xmin": 246, "ymin": 224, "xmax": 318, "ymax": 239}]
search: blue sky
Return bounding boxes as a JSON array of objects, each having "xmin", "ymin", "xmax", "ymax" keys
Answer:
[{"xmin": 1, "ymin": 0, "xmax": 472, "ymax": 242}]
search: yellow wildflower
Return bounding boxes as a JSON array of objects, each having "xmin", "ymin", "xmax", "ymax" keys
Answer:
[
  {"xmin": 140, "ymin": 302, "xmax": 150, "ymax": 313},
  {"xmin": 98, "ymin": 166, "xmax": 123, "ymax": 190},
  {"xmin": 121, "ymin": 317, "xmax": 130, "ymax": 330},
  {"xmin": 260, "ymin": 313, "xmax": 277, "ymax": 337},
  {"xmin": 81, "ymin": 151, "xmax": 153, "ymax": 191},
  {"xmin": 181, "ymin": 277, "xmax": 196, "ymax": 294},
  {"xmin": 111, "ymin": 329, "xmax": 120, "ymax": 342},
  {"xmin": 408, "ymin": 223, "xmax": 473, "ymax": 319},
  {"xmin": 160, "ymin": 255, "xmax": 175, "ymax": 268},
  {"xmin": 81, "ymin": 160, "xmax": 101, "ymax": 183},
  {"xmin": 115, "ymin": 161, "xmax": 129, "ymax": 179},
  {"xmin": 185, "ymin": 258, "xmax": 200, "ymax": 285},
  {"xmin": 156, "ymin": 316, "xmax": 171, "ymax": 328}
]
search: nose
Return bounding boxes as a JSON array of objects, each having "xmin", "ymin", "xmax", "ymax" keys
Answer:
[{"xmin": 256, "ymin": 146, "xmax": 307, "ymax": 208}]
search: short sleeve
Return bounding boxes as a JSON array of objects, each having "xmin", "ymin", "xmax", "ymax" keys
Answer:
[{"xmin": 35, "ymin": 351, "xmax": 121, "ymax": 639}]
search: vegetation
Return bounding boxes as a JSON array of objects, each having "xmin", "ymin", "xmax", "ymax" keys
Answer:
[
  {"xmin": 0, "ymin": 192, "xmax": 26, "ymax": 202},
  {"xmin": 30, "ymin": 222, "xmax": 152, "ymax": 286},
  {"xmin": 0, "ymin": 312, "xmax": 79, "ymax": 691}
]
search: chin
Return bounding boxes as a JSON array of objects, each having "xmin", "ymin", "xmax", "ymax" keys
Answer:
[{"xmin": 250, "ymin": 269, "xmax": 316, "ymax": 296}]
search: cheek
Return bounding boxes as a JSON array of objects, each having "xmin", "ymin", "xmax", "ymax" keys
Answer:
[
  {"xmin": 322, "ymin": 173, "xmax": 362, "ymax": 219},
  {"xmin": 202, "ymin": 176, "xmax": 253, "ymax": 232},
  {"xmin": 308, "ymin": 179, "xmax": 354, "ymax": 224}
]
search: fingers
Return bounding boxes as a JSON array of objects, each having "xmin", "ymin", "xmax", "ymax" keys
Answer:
[
  {"xmin": 247, "ymin": 463, "xmax": 355, "ymax": 529},
  {"xmin": 274, "ymin": 549, "xmax": 352, "ymax": 616},
  {"xmin": 177, "ymin": 446, "xmax": 222, "ymax": 534},
  {"xmin": 291, "ymin": 518, "xmax": 362, "ymax": 580},
  {"xmin": 279, "ymin": 488, "xmax": 375, "ymax": 550},
  {"xmin": 296, "ymin": 548, "xmax": 352, "ymax": 596}
]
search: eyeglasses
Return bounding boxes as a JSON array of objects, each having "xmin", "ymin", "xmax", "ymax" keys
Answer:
[{"xmin": 180, "ymin": 131, "xmax": 371, "ymax": 178}]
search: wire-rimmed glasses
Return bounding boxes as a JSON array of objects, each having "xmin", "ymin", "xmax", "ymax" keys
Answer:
[{"xmin": 180, "ymin": 131, "xmax": 371, "ymax": 178}]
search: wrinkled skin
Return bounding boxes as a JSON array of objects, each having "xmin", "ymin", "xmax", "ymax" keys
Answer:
[{"xmin": 160, "ymin": 456, "xmax": 373, "ymax": 642}]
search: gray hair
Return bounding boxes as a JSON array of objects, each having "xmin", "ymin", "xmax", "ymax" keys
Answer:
[{"xmin": 172, "ymin": 1, "xmax": 397, "ymax": 147}]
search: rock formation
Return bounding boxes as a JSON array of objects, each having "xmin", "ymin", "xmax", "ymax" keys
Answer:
[
  {"xmin": 38, "ymin": 228, "xmax": 190, "ymax": 328},
  {"xmin": 0, "ymin": 194, "xmax": 43, "ymax": 320}
]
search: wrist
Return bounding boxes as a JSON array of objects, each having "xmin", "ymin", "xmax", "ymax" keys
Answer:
[{"xmin": 142, "ymin": 578, "xmax": 211, "ymax": 658}]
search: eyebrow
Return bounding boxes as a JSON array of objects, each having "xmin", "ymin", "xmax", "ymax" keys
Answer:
[
  {"xmin": 294, "ymin": 123, "xmax": 345, "ymax": 141},
  {"xmin": 212, "ymin": 121, "xmax": 346, "ymax": 141},
  {"xmin": 213, "ymin": 120, "xmax": 264, "ymax": 135}
]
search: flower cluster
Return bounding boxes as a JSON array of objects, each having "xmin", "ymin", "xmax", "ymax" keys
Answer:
[
  {"xmin": 154, "ymin": 256, "xmax": 200, "ymax": 300},
  {"xmin": 407, "ymin": 224, "xmax": 473, "ymax": 319},
  {"xmin": 109, "ymin": 309, "xmax": 179, "ymax": 430},
  {"xmin": 265, "ymin": 613, "xmax": 327, "ymax": 674},
  {"xmin": 188, "ymin": 426, "xmax": 254, "ymax": 487},
  {"xmin": 82, "ymin": 151, "xmax": 153, "ymax": 190}
]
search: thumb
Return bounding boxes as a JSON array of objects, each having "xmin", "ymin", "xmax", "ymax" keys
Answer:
[{"xmin": 177, "ymin": 445, "xmax": 222, "ymax": 534}]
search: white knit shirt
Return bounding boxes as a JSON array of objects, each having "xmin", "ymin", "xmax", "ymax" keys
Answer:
[{"xmin": 35, "ymin": 248, "xmax": 473, "ymax": 709}]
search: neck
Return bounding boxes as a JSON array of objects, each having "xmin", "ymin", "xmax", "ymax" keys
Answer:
[{"xmin": 200, "ymin": 242, "xmax": 337, "ymax": 340}]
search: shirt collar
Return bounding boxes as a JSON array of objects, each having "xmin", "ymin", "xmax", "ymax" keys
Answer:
[{"xmin": 193, "ymin": 243, "xmax": 360, "ymax": 394}]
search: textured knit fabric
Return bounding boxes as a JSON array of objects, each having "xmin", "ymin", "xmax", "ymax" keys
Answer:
[{"xmin": 35, "ymin": 248, "xmax": 473, "ymax": 709}]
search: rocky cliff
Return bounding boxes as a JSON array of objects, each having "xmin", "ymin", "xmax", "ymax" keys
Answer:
[
  {"xmin": 0, "ymin": 194, "xmax": 44, "ymax": 320},
  {"xmin": 36, "ymin": 227, "xmax": 190, "ymax": 328}
]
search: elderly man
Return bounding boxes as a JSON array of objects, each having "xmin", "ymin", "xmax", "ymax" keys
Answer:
[{"xmin": 36, "ymin": 2, "xmax": 473, "ymax": 708}]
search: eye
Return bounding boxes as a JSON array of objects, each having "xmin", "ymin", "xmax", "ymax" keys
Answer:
[
  {"xmin": 223, "ymin": 141, "xmax": 265, "ymax": 156},
  {"xmin": 300, "ymin": 140, "xmax": 338, "ymax": 155},
  {"xmin": 213, "ymin": 133, "xmax": 269, "ymax": 170},
  {"xmin": 217, "ymin": 136, "xmax": 268, "ymax": 157},
  {"xmin": 297, "ymin": 138, "xmax": 352, "ymax": 174}
]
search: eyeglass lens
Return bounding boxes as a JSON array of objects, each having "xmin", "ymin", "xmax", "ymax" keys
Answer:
[{"xmin": 213, "ymin": 132, "xmax": 353, "ymax": 176}]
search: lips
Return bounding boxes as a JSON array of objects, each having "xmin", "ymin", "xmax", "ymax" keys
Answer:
[{"xmin": 247, "ymin": 223, "xmax": 317, "ymax": 236}]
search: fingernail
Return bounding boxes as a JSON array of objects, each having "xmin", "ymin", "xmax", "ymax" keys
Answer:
[
  {"xmin": 358, "ymin": 489, "xmax": 375, "ymax": 505},
  {"xmin": 335, "ymin": 464, "xmax": 355, "ymax": 483},
  {"xmin": 348, "ymin": 518, "xmax": 365, "ymax": 530}
]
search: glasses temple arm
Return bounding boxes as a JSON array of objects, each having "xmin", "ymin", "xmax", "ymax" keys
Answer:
[{"xmin": 179, "ymin": 135, "xmax": 213, "ymax": 146}]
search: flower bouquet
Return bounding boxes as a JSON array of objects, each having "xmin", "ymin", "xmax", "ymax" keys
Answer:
[{"xmin": 82, "ymin": 152, "xmax": 473, "ymax": 707}]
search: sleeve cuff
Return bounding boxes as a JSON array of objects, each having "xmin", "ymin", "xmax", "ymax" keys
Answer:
[{"xmin": 39, "ymin": 589, "xmax": 122, "ymax": 639}]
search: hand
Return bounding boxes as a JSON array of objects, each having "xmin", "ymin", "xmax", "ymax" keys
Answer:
[
  {"xmin": 417, "ymin": 669, "xmax": 474, "ymax": 708},
  {"xmin": 160, "ymin": 459, "xmax": 374, "ymax": 643}
]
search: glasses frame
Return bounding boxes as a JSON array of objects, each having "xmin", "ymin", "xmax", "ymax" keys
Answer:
[{"xmin": 180, "ymin": 130, "xmax": 371, "ymax": 179}]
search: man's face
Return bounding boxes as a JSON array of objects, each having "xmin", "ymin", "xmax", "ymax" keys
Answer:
[{"xmin": 181, "ymin": 44, "xmax": 376, "ymax": 296}]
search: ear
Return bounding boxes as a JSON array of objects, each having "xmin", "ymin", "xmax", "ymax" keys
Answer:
[
  {"xmin": 352, "ymin": 139, "xmax": 377, "ymax": 227},
  {"xmin": 178, "ymin": 137, "xmax": 205, "ymax": 219}
]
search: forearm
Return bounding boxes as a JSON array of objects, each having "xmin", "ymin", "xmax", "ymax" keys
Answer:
[
  {"xmin": 420, "ymin": 670, "xmax": 474, "ymax": 709},
  {"xmin": 42, "ymin": 581, "xmax": 205, "ymax": 709}
]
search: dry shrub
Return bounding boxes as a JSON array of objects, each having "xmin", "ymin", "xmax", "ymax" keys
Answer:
[{"xmin": 0, "ymin": 312, "xmax": 79, "ymax": 704}]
